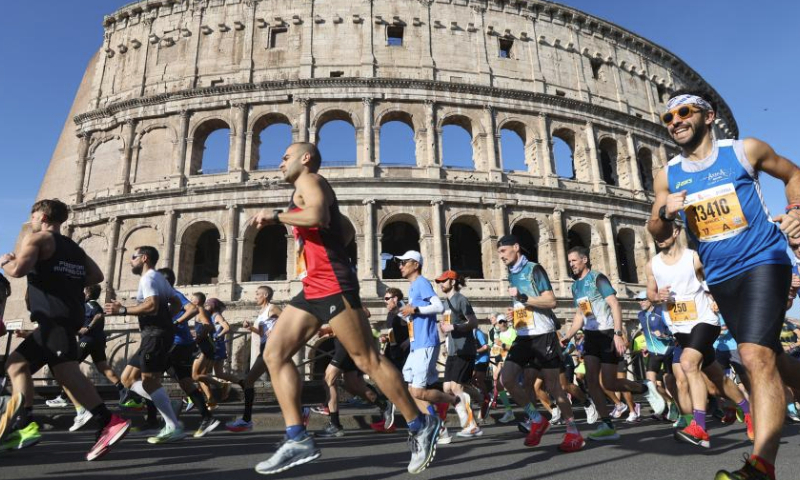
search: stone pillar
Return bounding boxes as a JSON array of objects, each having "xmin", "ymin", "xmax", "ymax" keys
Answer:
[
  {"xmin": 163, "ymin": 210, "xmax": 177, "ymax": 270},
  {"xmin": 293, "ymin": 97, "xmax": 310, "ymax": 143},
  {"xmin": 536, "ymin": 113, "xmax": 554, "ymax": 178},
  {"xmin": 626, "ymin": 133, "xmax": 644, "ymax": 194},
  {"xmin": 117, "ymin": 119, "xmax": 136, "ymax": 194},
  {"xmin": 104, "ymin": 217, "xmax": 121, "ymax": 300},
  {"xmin": 74, "ymin": 132, "xmax": 91, "ymax": 203},
  {"xmin": 584, "ymin": 122, "xmax": 602, "ymax": 190},
  {"xmin": 552, "ymin": 208, "xmax": 569, "ymax": 290},
  {"xmin": 604, "ymin": 213, "xmax": 620, "ymax": 283},
  {"xmin": 424, "ymin": 101, "xmax": 438, "ymax": 167},
  {"xmin": 223, "ymin": 204, "xmax": 239, "ymax": 285},
  {"xmin": 362, "ymin": 98, "xmax": 374, "ymax": 165},
  {"xmin": 231, "ymin": 103, "xmax": 248, "ymax": 174},
  {"xmin": 484, "ymin": 106, "xmax": 500, "ymax": 171},
  {"xmin": 173, "ymin": 110, "xmax": 191, "ymax": 186},
  {"xmin": 658, "ymin": 142, "xmax": 670, "ymax": 168},
  {"xmin": 363, "ymin": 198, "xmax": 376, "ymax": 279},
  {"xmin": 494, "ymin": 203, "xmax": 508, "ymax": 240},
  {"xmin": 431, "ymin": 199, "xmax": 445, "ymax": 274}
]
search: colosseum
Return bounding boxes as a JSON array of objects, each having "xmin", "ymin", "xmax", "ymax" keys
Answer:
[{"xmin": 4, "ymin": 0, "xmax": 737, "ymax": 378}]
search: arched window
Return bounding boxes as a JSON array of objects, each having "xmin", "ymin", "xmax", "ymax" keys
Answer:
[
  {"xmin": 379, "ymin": 118, "xmax": 416, "ymax": 166},
  {"xmin": 339, "ymin": 216, "xmax": 358, "ymax": 267},
  {"xmin": 190, "ymin": 120, "xmax": 231, "ymax": 175},
  {"xmin": 511, "ymin": 222, "xmax": 538, "ymax": 263},
  {"xmin": 567, "ymin": 224, "xmax": 591, "ymax": 250},
  {"xmin": 251, "ymin": 225, "xmax": 287, "ymax": 281},
  {"xmin": 637, "ymin": 148, "xmax": 655, "ymax": 192},
  {"xmin": 449, "ymin": 221, "xmax": 483, "ymax": 279},
  {"xmin": 552, "ymin": 130, "xmax": 575, "ymax": 179},
  {"xmin": 598, "ymin": 137, "xmax": 618, "ymax": 186},
  {"xmin": 318, "ymin": 117, "xmax": 357, "ymax": 167},
  {"xmin": 118, "ymin": 227, "xmax": 161, "ymax": 291},
  {"xmin": 134, "ymin": 128, "xmax": 172, "ymax": 184},
  {"xmin": 381, "ymin": 221, "xmax": 420, "ymax": 279},
  {"xmin": 178, "ymin": 222, "xmax": 221, "ymax": 285},
  {"xmin": 616, "ymin": 229, "xmax": 638, "ymax": 283},
  {"xmin": 86, "ymin": 138, "xmax": 124, "ymax": 195},
  {"xmin": 500, "ymin": 126, "xmax": 526, "ymax": 172},
  {"xmin": 253, "ymin": 115, "xmax": 292, "ymax": 170},
  {"xmin": 441, "ymin": 116, "xmax": 474, "ymax": 169}
]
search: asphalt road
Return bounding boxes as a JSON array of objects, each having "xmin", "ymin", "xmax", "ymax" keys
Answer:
[{"xmin": 3, "ymin": 408, "xmax": 799, "ymax": 480}]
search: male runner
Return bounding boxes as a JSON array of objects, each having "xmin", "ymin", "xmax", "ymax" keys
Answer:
[
  {"xmin": 646, "ymin": 223, "xmax": 752, "ymax": 448},
  {"xmin": 250, "ymin": 143, "xmax": 440, "ymax": 475},
  {"xmin": 648, "ymin": 90, "xmax": 800, "ymax": 480},
  {"xmin": 0, "ymin": 199, "xmax": 129, "ymax": 459},
  {"xmin": 371, "ymin": 288, "xmax": 408, "ymax": 433},
  {"xmin": 496, "ymin": 234, "xmax": 584, "ymax": 452},
  {"xmin": 635, "ymin": 290, "xmax": 673, "ymax": 419},
  {"xmin": 562, "ymin": 246, "xmax": 666, "ymax": 441},
  {"xmin": 105, "ymin": 246, "xmax": 185, "ymax": 444}
]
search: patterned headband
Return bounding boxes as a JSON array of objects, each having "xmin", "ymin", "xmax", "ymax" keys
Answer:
[{"xmin": 665, "ymin": 94, "xmax": 713, "ymax": 113}]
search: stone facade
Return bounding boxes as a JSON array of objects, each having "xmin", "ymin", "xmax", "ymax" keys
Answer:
[{"xmin": 4, "ymin": 0, "xmax": 737, "ymax": 379}]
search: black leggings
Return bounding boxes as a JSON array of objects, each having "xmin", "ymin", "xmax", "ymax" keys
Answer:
[
  {"xmin": 709, "ymin": 263, "xmax": 791, "ymax": 353},
  {"xmin": 674, "ymin": 323, "xmax": 721, "ymax": 369}
]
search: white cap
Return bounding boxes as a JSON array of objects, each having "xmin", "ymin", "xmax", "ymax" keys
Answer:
[
  {"xmin": 395, "ymin": 250, "xmax": 423, "ymax": 267},
  {"xmin": 496, "ymin": 314, "xmax": 507, "ymax": 323},
  {"xmin": 635, "ymin": 291, "xmax": 648, "ymax": 300}
]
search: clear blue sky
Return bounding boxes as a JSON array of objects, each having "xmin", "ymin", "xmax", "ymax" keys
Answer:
[{"xmin": 2, "ymin": 1, "xmax": 799, "ymax": 309}]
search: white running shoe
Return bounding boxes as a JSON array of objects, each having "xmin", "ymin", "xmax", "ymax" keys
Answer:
[
  {"xmin": 625, "ymin": 403, "xmax": 641, "ymax": 423},
  {"xmin": 499, "ymin": 410, "xmax": 515, "ymax": 424},
  {"xmin": 610, "ymin": 403, "xmax": 628, "ymax": 419},
  {"xmin": 455, "ymin": 393, "xmax": 471, "ymax": 428},
  {"xmin": 642, "ymin": 380, "xmax": 666, "ymax": 416},
  {"xmin": 46, "ymin": 395, "xmax": 68, "ymax": 408},
  {"xmin": 584, "ymin": 400, "xmax": 599, "ymax": 425},
  {"xmin": 437, "ymin": 426, "xmax": 452, "ymax": 444},
  {"xmin": 456, "ymin": 423, "xmax": 483, "ymax": 438},
  {"xmin": 383, "ymin": 402, "xmax": 396, "ymax": 430},
  {"xmin": 549, "ymin": 406, "xmax": 562, "ymax": 425},
  {"xmin": 69, "ymin": 408, "xmax": 93, "ymax": 432}
]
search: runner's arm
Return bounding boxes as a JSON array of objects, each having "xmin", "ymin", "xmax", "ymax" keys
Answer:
[
  {"xmin": 646, "ymin": 168, "xmax": 675, "ymax": 243},
  {"xmin": 746, "ymin": 138, "xmax": 800, "ymax": 203},
  {"xmin": 417, "ymin": 295, "xmax": 444, "ymax": 315},
  {"xmin": 174, "ymin": 302, "xmax": 198, "ymax": 325},
  {"xmin": 563, "ymin": 310, "xmax": 584, "ymax": 342},
  {"xmin": 276, "ymin": 175, "xmax": 330, "ymax": 228},
  {"xmin": 0, "ymin": 233, "xmax": 42, "ymax": 277},
  {"xmin": 214, "ymin": 314, "xmax": 231, "ymax": 338},
  {"xmin": 605, "ymin": 294, "xmax": 624, "ymax": 335},
  {"xmin": 645, "ymin": 260, "xmax": 660, "ymax": 303}
]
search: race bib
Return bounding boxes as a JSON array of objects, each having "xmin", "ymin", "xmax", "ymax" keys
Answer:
[
  {"xmin": 407, "ymin": 320, "xmax": 414, "ymax": 342},
  {"xmin": 669, "ymin": 298, "xmax": 698, "ymax": 323},
  {"xmin": 295, "ymin": 236, "xmax": 307, "ymax": 280},
  {"xmin": 513, "ymin": 306, "xmax": 534, "ymax": 329},
  {"xmin": 490, "ymin": 345, "xmax": 503, "ymax": 357},
  {"xmin": 685, "ymin": 183, "xmax": 749, "ymax": 242},
  {"xmin": 442, "ymin": 309, "xmax": 452, "ymax": 326},
  {"xmin": 577, "ymin": 297, "xmax": 594, "ymax": 319}
]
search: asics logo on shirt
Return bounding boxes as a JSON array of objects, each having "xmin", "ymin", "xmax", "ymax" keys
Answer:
[{"xmin": 675, "ymin": 179, "xmax": 693, "ymax": 189}]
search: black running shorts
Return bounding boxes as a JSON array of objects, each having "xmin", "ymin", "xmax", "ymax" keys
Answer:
[
  {"xmin": 674, "ymin": 323, "xmax": 721, "ymax": 369},
  {"xmin": 444, "ymin": 355, "xmax": 475, "ymax": 384},
  {"xmin": 646, "ymin": 353, "xmax": 667, "ymax": 374},
  {"xmin": 289, "ymin": 289, "xmax": 363, "ymax": 324},
  {"xmin": 16, "ymin": 319, "xmax": 78, "ymax": 373},
  {"xmin": 168, "ymin": 343, "xmax": 195, "ymax": 380},
  {"xmin": 583, "ymin": 329, "xmax": 621, "ymax": 365},
  {"xmin": 129, "ymin": 329, "xmax": 172, "ymax": 374},
  {"xmin": 708, "ymin": 263, "xmax": 791, "ymax": 353},
  {"xmin": 77, "ymin": 336, "xmax": 108, "ymax": 364},
  {"xmin": 330, "ymin": 337, "xmax": 359, "ymax": 373},
  {"xmin": 505, "ymin": 332, "xmax": 562, "ymax": 371}
]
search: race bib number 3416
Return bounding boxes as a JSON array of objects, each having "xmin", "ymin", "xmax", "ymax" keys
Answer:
[{"xmin": 685, "ymin": 183, "xmax": 748, "ymax": 242}]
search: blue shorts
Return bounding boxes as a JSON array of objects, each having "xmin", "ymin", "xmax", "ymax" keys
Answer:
[
  {"xmin": 402, "ymin": 346, "xmax": 440, "ymax": 388},
  {"xmin": 214, "ymin": 343, "xmax": 227, "ymax": 361}
]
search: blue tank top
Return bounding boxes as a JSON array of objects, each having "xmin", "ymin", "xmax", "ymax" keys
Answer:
[
  {"xmin": 172, "ymin": 289, "xmax": 194, "ymax": 346},
  {"xmin": 667, "ymin": 139, "xmax": 790, "ymax": 284}
]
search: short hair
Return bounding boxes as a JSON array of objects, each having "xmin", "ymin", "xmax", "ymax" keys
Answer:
[
  {"xmin": 385, "ymin": 287, "xmax": 403, "ymax": 302},
  {"xmin": 157, "ymin": 268, "xmax": 176, "ymax": 287},
  {"xmin": 192, "ymin": 292, "xmax": 207, "ymax": 304},
  {"xmin": 31, "ymin": 199, "xmax": 69, "ymax": 224},
  {"xmin": 135, "ymin": 246, "xmax": 159, "ymax": 267},
  {"xmin": 257, "ymin": 285, "xmax": 274, "ymax": 302},
  {"xmin": 451, "ymin": 272, "xmax": 467, "ymax": 291},
  {"xmin": 86, "ymin": 284, "xmax": 102, "ymax": 301},
  {"xmin": 567, "ymin": 246, "xmax": 590, "ymax": 260},
  {"xmin": 291, "ymin": 142, "xmax": 322, "ymax": 172},
  {"xmin": 668, "ymin": 88, "xmax": 717, "ymax": 113}
]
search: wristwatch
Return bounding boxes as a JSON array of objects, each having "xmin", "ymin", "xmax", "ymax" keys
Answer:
[
  {"xmin": 272, "ymin": 209, "xmax": 282, "ymax": 224},
  {"xmin": 119, "ymin": 306, "xmax": 127, "ymax": 316},
  {"xmin": 614, "ymin": 329, "xmax": 624, "ymax": 337},
  {"xmin": 658, "ymin": 205, "xmax": 675, "ymax": 222}
]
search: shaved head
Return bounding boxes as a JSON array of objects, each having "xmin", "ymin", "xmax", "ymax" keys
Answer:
[{"xmin": 290, "ymin": 142, "xmax": 322, "ymax": 172}]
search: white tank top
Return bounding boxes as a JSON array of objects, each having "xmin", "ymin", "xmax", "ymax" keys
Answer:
[
  {"xmin": 651, "ymin": 248, "xmax": 718, "ymax": 334},
  {"xmin": 254, "ymin": 304, "xmax": 274, "ymax": 345}
]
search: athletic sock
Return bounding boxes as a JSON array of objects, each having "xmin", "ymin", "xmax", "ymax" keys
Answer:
[
  {"xmin": 602, "ymin": 417, "xmax": 614, "ymax": 430},
  {"xmin": 146, "ymin": 400, "xmax": 158, "ymax": 424},
  {"xmin": 286, "ymin": 424, "xmax": 305, "ymax": 441},
  {"xmin": 436, "ymin": 402, "xmax": 449, "ymax": 421},
  {"xmin": 566, "ymin": 418, "xmax": 579, "ymax": 434},
  {"xmin": 130, "ymin": 381, "xmax": 153, "ymax": 401},
  {"xmin": 15, "ymin": 407, "xmax": 33, "ymax": 429},
  {"xmin": 524, "ymin": 403, "xmax": 543, "ymax": 422},
  {"xmin": 499, "ymin": 391, "xmax": 511, "ymax": 409},
  {"xmin": 242, "ymin": 387, "xmax": 255, "ymax": 422},
  {"xmin": 681, "ymin": 413, "xmax": 692, "ymax": 425},
  {"xmin": 89, "ymin": 403, "xmax": 112, "ymax": 429},
  {"xmin": 737, "ymin": 399, "xmax": 750, "ymax": 415},
  {"xmin": 426, "ymin": 405, "xmax": 436, "ymax": 417},
  {"xmin": 330, "ymin": 411, "xmax": 341, "ymax": 428},
  {"xmin": 692, "ymin": 409, "xmax": 706, "ymax": 430},
  {"xmin": 407, "ymin": 415, "xmax": 425, "ymax": 433},
  {"xmin": 189, "ymin": 389, "xmax": 210, "ymax": 418},
  {"xmin": 149, "ymin": 388, "xmax": 179, "ymax": 429},
  {"xmin": 750, "ymin": 455, "xmax": 776, "ymax": 480}
]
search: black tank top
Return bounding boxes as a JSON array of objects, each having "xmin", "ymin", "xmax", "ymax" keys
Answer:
[{"xmin": 26, "ymin": 233, "xmax": 87, "ymax": 330}]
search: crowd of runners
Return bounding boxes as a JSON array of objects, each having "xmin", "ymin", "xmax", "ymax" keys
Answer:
[{"xmin": 1, "ymin": 89, "xmax": 800, "ymax": 480}]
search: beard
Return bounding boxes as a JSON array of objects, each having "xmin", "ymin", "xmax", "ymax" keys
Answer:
[
  {"xmin": 131, "ymin": 264, "xmax": 143, "ymax": 275},
  {"xmin": 674, "ymin": 120, "xmax": 708, "ymax": 151}
]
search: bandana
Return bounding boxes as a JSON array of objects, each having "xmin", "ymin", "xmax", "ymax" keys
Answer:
[
  {"xmin": 509, "ymin": 254, "xmax": 529, "ymax": 274},
  {"xmin": 665, "ymin": 94, "xmax": 713, "ymax": 113}
]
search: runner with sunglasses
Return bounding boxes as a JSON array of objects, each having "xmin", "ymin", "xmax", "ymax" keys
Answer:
[{"xmin": 648, "ymin": 90, "xmax": 800, "ymax": 480}]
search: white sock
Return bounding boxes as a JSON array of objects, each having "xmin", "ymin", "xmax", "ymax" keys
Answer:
[
  {"xmin": 130, "ymin": 381, "xmax": 152, "ymax": 401},
  {"xmin": 149, "ymin": 387, "xmax": 179, "ymax": 429}
]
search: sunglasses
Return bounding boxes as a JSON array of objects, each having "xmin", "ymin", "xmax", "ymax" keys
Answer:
[
  {"xmin": 396, "ymin": 259, "xmax": 416, "ymax": 266},
  {"xmin": 131, "ymin": 254, "xmax": 143, "ymax": 260},
  {"xmin": 383, "ymin": 296, "xmax": 394, "ymax": 301},
  {"xmin": 660, "ymin": 105, "xmax": 701, "ymax": 124}
]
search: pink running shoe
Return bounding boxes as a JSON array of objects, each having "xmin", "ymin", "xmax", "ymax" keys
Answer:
[{"xmin": 86, "ymin": 414, "xmax": 131, "ymax": 461}]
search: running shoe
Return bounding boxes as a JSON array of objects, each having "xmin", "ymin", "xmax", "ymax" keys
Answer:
[
  {"xmin": 193, "ymin": 417, "xmax": 221, "ymax": 438},
  {"xmin": 674, "ymin": 420, "xmax": 710, "ymax": 448},
  {"xmin": 518, "ymin": 417, "xmax": 533, "ymax": 434},
  {"xmin": 721, "ymin": 407, "xmax": 738, "ymax": 425},
  {"xmin": 549, "ymin": 406, "xmax": 561, "ymax": 425},
  {"xmin": 584, "ymin": 400, "xmax": 599, "ymax": 425},
  {"xmin": 610, "ymin": 403, "xmax": 628, "ymax": 419},
  {"xmin": 226, "ymin": 418, "xmax": 254, "ymax": 433},
  {"xmin": 456, "ymin": 424, "xmax": 483, "ymax": 438},
  {"xmin": 46, "ymin": 395, "xmax": 68, "ymax": 408},
  {"xmin": 370, "ymin": 420, "xmax": 396, "ymax": 433},
  {"xmin": 407, "ymin": 414, "xmax": 441, "ymax": 474},
  {"xmin": 788, "ymin": 404, "xmax": 800, "ymax": 423},
  {"xmin": 1, "ymin": 422, "xmax": 41, "ymax": 451},
  {"xmin": 736, "ymin": 407, "xmax": 745, "ymax": 423},
  {"xmin": 70, "ymin": 408, "xmax": 94, "ymax": 432},
  {"xmin": 382, "ymin": 402, "xmax": 396, "ymax": 430},
  {"xmin": 523, "ymin": 417, "xmax": 549, "ymax": 447},
  {"xmin": 128, "ymin": 420, "xmax": 161, "ymax": 436},
  {"xmin": 625, "ymin": 403, "xmax": 641, "ymax": 423},
  {"xmin": 744, "ymin": 413, "xmax": 754, "ymax": 442},
  {"xmin": 666, "ymin": 402, "xmax": 679, "ymax": 422},
  {"xmin": 715, "ymin": 455, "xmax": 773, "ymax": 480},
  {"xmin": 588, "ymin": 423, "xmax": 619, "ymax": 441},
  {"xmin": 120, "ymin": 398, "xmax": 145, "ymax": 411},
  {"xmin": 456, "ymin": 392, "xmax": 474, "ymax": 428},
  {"xmin": 673, "ymin": 415, "xmax": 689, "ymax": 429},
  {"xmin": 499, "ymin": 410, "xmax": 515, "ymax": 424},
  {"xmin": 0, "ymin": 393, "xmax": 23, "ymax": 442},
  {"xmin": 641, "ymin": 380, "xmax": 666, "ymax": 416},
  {"xmin": 254, "ymin": 432, "xmax": 321, "ymax": 475},
  {"xmin": 147, "ymin": 423, "xmax": 188, "ymax": 444},
  {"xmin": 479, "ymin": 393, "xmax": 490, "ymax": 423},
  {"xmin": 316, "ymin": 422, "xmax": 344, "ymax": 438},
  {"xmin": 437, "ymin": 426, "xmax": 451, "ymax": 444},
  {"xmin": 206, "ymin": 400, "xmax": 218, "ymax": 411},
  {"xmin": 183, "ymin": 397, "xmax": 195, "ymax": 413},
  {"xmin": 86, "ymin": 414, "xmax": 131, "ymax": 461},
  {"xmin": 310, "ymin": 404, "xmax": 330, "ymax": 416},
  {"xmin": 558, "ymin": 431, "xmax": 585, "ymax": 453},
  {"xmin": 302, "ymin": 407, "xmax": 311, "ymax": 428}
]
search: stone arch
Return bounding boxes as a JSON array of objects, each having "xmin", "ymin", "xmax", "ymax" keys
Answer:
[
  {"xmin": 249, "ymin": 224, "xmax": 288, "ymax": 282},
  {"xmin": 78, "ymin": 234, "xmax": 108, "ymax": 278},
  {"xmin": 188, "ymin": 118, "xmax": 232, "ymax": 175},
  {"xmin": 637, "ymin": 146, "xmax": 655, "ymax": 192},
  {"xmin": 552, "ymin": 127, "xmax": 576, "ymax": 179},
  {"xmin": 117, "ymin": 225, "xmax": 162, "ymax": 292},
  {"xmin": 509, "ymin": 217, "xmax": 540, "ymax": 264},
  {"xmin": 380, "ymin": 213, "xmax": 422, "ymax": 280},
  {"xmin": 313, "ymin": 108, "xmax": 360, "ymax": 166},
  {"xmin": 498, "ymin": 119, "xmax": 532, "ymax": 172},
  {"xmin": 312, "ymin": 106, "xmax": 363, "ymax": 131},
  {"xmin": 377, "ymin": 109, "xmax": 418, "ymax": 166},
  {"xmin": 566, "ymin": 220, "xmax": 605, "ymax": 273},
  {"xmin": 597, "ymin": 136, "xmax": 619, "ymax": 186},
  {"xmin": 339, "ymin": 214, "xmax": 358, "ymax": 267},
  {"xmin": 439, "ymin": 113, "xmax": 482, "ymax": 170},
  {"xmin": 132, "ymin": 125, "xmax": 175, "ymax": 184},
  {"xmin": 250, "ymin": 112, "xmax": 293, "ymax": 170},
  {"xmin": 85, "ymin": 135, "xmax": 124, "ymax": 195},
  {"xmin": 178, "ymin": 220, "xmax": 222, "ymax": 285},
  {"xmin": 616, "ymin": 227, "xmax": 639, "ymax": 283},
  {"xmin": 239, "ymin": 221, "xmax": 292, "ymax": 283},
  {"xmin": 378, "ymin": 211, "xmax": 432, "ymax": 238},
  {"xmin": 448, "ymin": 214, "xmax": 484, "ymax": 279}
]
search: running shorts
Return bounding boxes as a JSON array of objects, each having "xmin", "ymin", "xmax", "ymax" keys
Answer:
[{"xmin": 583, "ymin": 329, "xmax": 620, "ymax": 365}]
